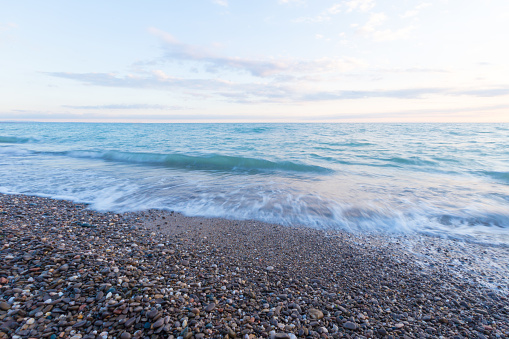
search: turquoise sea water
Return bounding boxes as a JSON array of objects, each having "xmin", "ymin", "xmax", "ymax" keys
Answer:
[{"xmin": 1, "ymin": 122, "xmax": 508, "ymax": 245}]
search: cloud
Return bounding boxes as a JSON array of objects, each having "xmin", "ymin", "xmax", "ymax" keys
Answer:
[
  {"xmin": 0, "ymin": 22, "xmax": 17, "ymax": 32},
  {"xmin": 293, "ymin": 3, "xmax": 343, "ymax": 23},
  {"xmin": 0, "ymin": 22, "xmax": 18, "ymax": 45},
  {"xmin": 212, "ymin": 0, "xmax": 228, "ymax": 6},
  {"xmin": 47, "ymin": 71, "xmax": 236, "ymax": 91},
  {"xmin": 148, "ymin": 28, "xmax": 363, "ymax": 77},
  {"xmin": 376, "ymin": 67, "xmax": 450, "ymax": 74},
  {"xmin": 345, "ymin": 0, "xmax": 375, "ymax": 12},
  {"xmin": 303, "ymin": 87, "xmax": 509, "ymax": 101},
  {"xmin": 0, "ymin": 110, "xmax": 286, "ymax": 122},
  {"xmin": 63, "ymin": 104, "xmax": 186, "ymax": 110},
  {"xmin": 296, "ymin": 103, "xmax": 509, "ymax": 121},
  {"xmin": 278, "ymin": 0, "xmax": 304, "ymax": 4},
  {"xmin": 459, "ymin": 88, "xmax": 509, "ymax": 97},
  {"xmin": 328, "ymin": 3, "xmax": 342, "ymax": 14},
  {"xmin": 303, "ymin": 88, "xmax": 442, "ymax": 101},
  {"xmin": 402, "ymin": 3, "xmax": 432, "ymax": 18},
  {"xmin": 1, "ymin": 110, "xmax": 208, "ymax": 121},
  {"xmin": 46, "ymin": 71, "xmax": 509, "ymax": 104},
  {"xmin": 370, "ymin": 26, "xmax": 414, "ymax": 42},
  {"xmin": 6, "ymin": 102, "xmax": 509, "ymax": 122},
  {"xmin": 357, "ymin": 12, "xmax": 387, "ymax": 33},
  {"xmin": 46, "ymin": 70, "xmax": 295, "ymax": 104},
  {"xmin": 293, "ymin": 1, "xmax": 375, "ymax": 24},
  {"xmin": 293, "ymin": 14, "xmax": 331, "ymax": 23},
  {"xmin": 357, "ymin": 13, "xmax": 414, "ymax": 41},
  {"xmin": 315, "ymin": 34, "xmax": 331, "ymax": 42}
]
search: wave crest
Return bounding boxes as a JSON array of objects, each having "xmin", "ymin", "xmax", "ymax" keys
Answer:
[
  {"xmin": 65, "ymin": 150, "xmax": 332, "ymax": 174},
  {"xmin": 0, "ymin": 136, "xmax": 33, "ymax": 144}
]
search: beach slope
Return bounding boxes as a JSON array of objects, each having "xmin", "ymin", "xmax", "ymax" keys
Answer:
[{"xmin": 0, "ymin": 194, "xmax": 508, "ymax": 338}]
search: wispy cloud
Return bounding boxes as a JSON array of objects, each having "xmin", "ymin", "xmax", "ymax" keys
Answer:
[
  {"xmin": 0, "ymin": 22, "xmax": 18, "ymax": 45},
  {"xmin": 293, "ymin": 3, "xmax": 344, "ymax": 23},
  {"xmin": 293, "ymin": 14, "xmax": 331, "ymax": 23},
  {"xmin": 1, "ymin": 110, "xmax": 205, "ymax": 121},
  {"xmin": 304, "ymin": 87, "xmax": 509, "ymax": 101},
  {"xmin": 63, "ymin": 104, "xmax": 186, "ymax": 110},
  {"xmin": 148, "ymin": 28, "xmax": 363, "ymax": 77},
  {"xmin": 357, "ymin": 12, "xmax": 414, "ymax": 41},
  {"xmin": 1, "ymin": 110, "xmax": 284, "ymax": 122},
  {"xmin": 370, "ymin": 26, "xmax": 414, "ymax": 42},
  {"xmin": 402, "ymin": 3, "xmax": 432, "ymax": 18},
  {"xmin": 47, "ymin": 71, "xmax": 236, "ymax": 91},
  {"xmin": 303, "ymin": 88, "xmax": 442, "ymax": 101},
  {"xmin": 47, "ymin": 70, "xmax": 293, "ymax": 104},
  {"xmin": 7, "ymin": 103, "xmax": 509, "ymax": 122},
  {"xmin": 459, "ymin": 88, "xmax": 509, "ymax": 97},
  {"xmin": 212, "ymin": 0, "xmax": 228, "ymax": 7},
  {"xmin": 315, "ymin": 34, "xmax": 331, "ymax": 42},
  {"xmin": 46, "ymin": 71, "xmax": 509, "ymax": 104},
  {"xmin": 357, "ymin": 12, "xmax": 387, "ymax": 33},
  {"xmin": 376, "ymin": 67, "xmax": 450, "ymax": 74},
  {"xmin": 297, "ymin": 103, "xmax": 509, "ymax": 121},
  {"xmin": 345, "ymin": 0, "xmax": 375, "ymax": 13},
  {"xmin": 0, "ymin": 22, "xmax": 17, "ymax": 32},
  {"xmin": 278, "ymin": 0, "xmax": 304, "ymax": 4}
]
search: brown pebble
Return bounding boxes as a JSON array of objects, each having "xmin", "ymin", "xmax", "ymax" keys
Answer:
[{"xmin": 308, "ymin": 309, "xmax": 324, "ymax": 320}]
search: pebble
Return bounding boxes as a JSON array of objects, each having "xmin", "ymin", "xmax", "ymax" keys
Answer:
[
  {"xmin": 96, "ymin": 291, "xmax": 104, "ymax": 300},
  {"xmin": 146, "ymin": 308, "xmax": 158, "ymax": 319},
  {"xmin": 0, "ymin": 193, "xmax": 507, "ymax": 339},
  {"xmin": 72, "ymin": 320, "xmax": 87, "ymax": 328},
  {"xmin": 205, "ymin": 302, "xmax": 216, "ymax": 312},
  {"xmin": 308, "ymin": 308, "xmax": 324, "ymax": 320},
  {"xmin": 152, "ymin": 318, "xmax": 164, "ymax": 328},
  {"xmin": 343, "ymin": 321, "xmax": 357, "ymax": 330}
]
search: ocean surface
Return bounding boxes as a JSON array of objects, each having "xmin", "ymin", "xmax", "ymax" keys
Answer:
[{"xmin": 1, "ymin": 123, "xmax": 508, "ymax": 246}]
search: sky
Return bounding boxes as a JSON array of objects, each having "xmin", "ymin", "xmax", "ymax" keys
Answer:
[{"xmin": 1, "ymin": 0, "xmax": 509, "ymax": 122}]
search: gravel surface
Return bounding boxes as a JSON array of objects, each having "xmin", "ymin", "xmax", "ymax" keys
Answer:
[{"xmin": 1, "ymin": 193, "xmax": 508, "ymax": 339}]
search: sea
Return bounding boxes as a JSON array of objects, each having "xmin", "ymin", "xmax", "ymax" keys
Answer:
[{"xmin": 1, "ymin": 122, "xmax": 508, "ymax": 247}]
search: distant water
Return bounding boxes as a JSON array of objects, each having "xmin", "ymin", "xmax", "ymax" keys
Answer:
[{"xmin": 1, "ymin": 122, "xmax": 508, "ymax": 246}]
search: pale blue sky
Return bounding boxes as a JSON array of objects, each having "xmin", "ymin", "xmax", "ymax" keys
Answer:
[{"xmin": 1, "ymin": 0, "xmax": 509, "ymax": 122}]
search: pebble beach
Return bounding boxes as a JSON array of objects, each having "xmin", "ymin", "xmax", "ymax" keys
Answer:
[{"xmin": 1, "ymin": 193, "xmax": 508, "ymax": 339}]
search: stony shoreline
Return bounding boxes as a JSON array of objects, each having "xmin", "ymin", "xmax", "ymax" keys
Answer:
[{"xmin": 1, "ymin": 193, "xmax": 508, "ymax": 339}]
